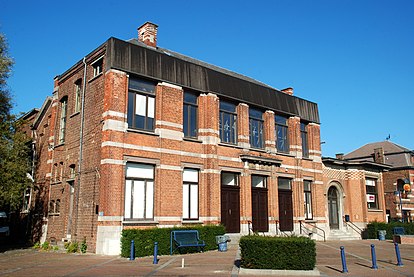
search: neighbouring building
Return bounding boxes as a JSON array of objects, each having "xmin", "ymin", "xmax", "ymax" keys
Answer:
[
  {"xmin": 26, "ymin": 22, "xmax": 392, "ymax": 254},
  {"xmin": 344, "ymin": 141, "xmax": 414, "ymax": 223}
]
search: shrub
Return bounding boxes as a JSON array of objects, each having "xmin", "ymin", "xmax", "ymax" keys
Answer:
[
  {"xmin": 80, "ymin": 237, "xmax": 88, "ymax": 254},
  {"xmin": 41, "ymin": 241, "xmax": 51, "ymax": 251},
  {"xmin": 239, "ymin": 235, "xmax": 316, "ymax": 270},
  {"xmin": 32, "ymin": 242, "xmax": 41, "ymax": 249},
  {"xmin": 121, "ymin": 225, "xmax": 225, "ymax": 258},
  {"xmin": 365, "ymin": 221, "xmax": 414, "ymax": 239},
  {"xmin": 66, "ymin": 241, "xmax": 79, "ymax": 253}
]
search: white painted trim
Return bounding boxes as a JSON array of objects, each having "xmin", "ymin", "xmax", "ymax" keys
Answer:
[
  {"xmin": 158, "ymin": 164, "xmax": 182, "ymax": 171},
  {"xmin": 155, "ymin": 216, "xmax": 182, "ymax": 221},
  {"xmin": 102, "ymin": 110, "xmax": 127, "ymax": 119},
  {"xmin": 103, "ymin": 119, "xmax": 128, "ymax": 132},
  {"xmin": 159, "ymin": 82, "xmax": 182, "ymax": 90},
  {"xmin": 199, "ymin": 216, "xmax": 219, "ymax": 221},
  {"xmin": 154, "ymin": 128, "xmax": 183, "ymax": 140},
  {"xmin": 101, "ymin": 159, "xmax": 126, "ymax": 165},
  {"xmin": 202, "ymin": 169, "xmax": 220, "ymax": 174},
  {"xmin": 198, "ymin": 128, "xmax": 219, "ymax": 135},
  {"xmin": 98, "ymin": 216, "xmax": 123, "ymax": 222},
  {"xmin": 156, "ymin": 120, "xmax": 182, "ymax": 129}
]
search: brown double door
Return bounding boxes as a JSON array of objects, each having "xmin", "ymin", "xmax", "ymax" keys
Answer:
[
  {"xmin": 251, "ymin": 187, "xmax": 269, "ymax": 232},
  {"xmin": 221, "ymin": 186, "xmax": 240, "ymax": 233},
  {"xmin": 278, "ymin": 189, "xmax": 293, "ymax": 231}
]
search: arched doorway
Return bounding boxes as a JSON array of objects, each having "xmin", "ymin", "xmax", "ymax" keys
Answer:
[{"xmin": 328, "ymin": 186, "xmax": 340, "ymax": 229}]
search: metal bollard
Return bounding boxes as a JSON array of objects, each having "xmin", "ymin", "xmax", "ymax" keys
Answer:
[
  {"xmin": 394, "ymin": 242, "xmax": 403, "ymax": 266},
  {"xmin": 370, "ymin": 244, "xmax": 378, "ymax": 269},
  {"xmin": 340, "ymin": 246, "xmax": 348, "ymax": 273},
  {"xmin": 130, "ymin": 240, "xmax": 135, "ymax": 261},
  {"xmin": 153, "ymin": 242, "xmax": 158, "ymax": 264}
]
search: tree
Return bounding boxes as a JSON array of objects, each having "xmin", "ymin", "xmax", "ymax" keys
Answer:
[{"xmin": 0, "ymin": 33, "xmax": 32, "ymax": 212}]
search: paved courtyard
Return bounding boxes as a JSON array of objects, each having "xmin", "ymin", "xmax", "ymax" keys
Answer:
[{"xmin": 0, "ymin": 240, "xmax": 413, "ymax": 276}]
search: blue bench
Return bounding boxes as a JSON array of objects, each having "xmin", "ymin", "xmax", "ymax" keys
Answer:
[
  {"xmin": 170, "ymin": 230, "xmax": 205, "ymax": 255},
  {"xmin": 393, "ymin": 227, "xmax": 405, "ymax": 235}
]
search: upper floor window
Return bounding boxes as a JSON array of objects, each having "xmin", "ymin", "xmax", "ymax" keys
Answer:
[
  {"xmin": 301, "ymin": 122, "xmax": 309, "ymax": 158},
  {"xmin": 304, "ymin": 180, "xmax": 313, "ymax": 219},
  {"xmin": 221, "ymin": 172, "xmax": 239, "ymax": 186},
  {"xmin": 366, "ymin": 178, "xmax": 378, "ymax": 209},
  {"xmin": 249, "ymin": 108, "xmax": 264, "ymax": 149},
  {"xmin": 127, "ymin": 78, "xmax": 155, "ymax": 131},
  {"xmin": 74, "ymin": 79, "xmax": 82, "ymax": 113},
  {"xmin": 219, "ymin": 101, "xmax": 237, "ymax": 144},
  {"xmin": 275, "ymin": 115, "xmax": 289, "ymax": 153},
  {"xmin": 183, "ymin": 92, "xmax": 198, "ymax": 138},
  {"xmin": 92, "ymin": 58, "xmax": 103, "ymax": 77},
  {"xmin": 58, "ymin": 97, "xmax": 67, "ymax": 144}
]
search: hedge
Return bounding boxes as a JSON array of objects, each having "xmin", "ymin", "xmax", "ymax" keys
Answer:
[
  {"xmin": 239, "ymin": 235, "xmax": 316, "ymax": 270},
  {"xmin": 365, "ymin": 221, "xmax": 414, "ymax": 240},
  {"xmin": 121, "ymin": 225, "xmax": 225, "ymax": 258}
]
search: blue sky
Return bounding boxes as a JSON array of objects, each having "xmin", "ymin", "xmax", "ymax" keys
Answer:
[{"xmin": 1, "ymin": 0, "xmax": 413, "ymax": 157}]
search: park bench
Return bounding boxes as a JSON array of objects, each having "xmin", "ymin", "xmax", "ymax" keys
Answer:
[
  {"xmin": 392, "ymin": 227, "xmax": 414, "ymax": 244},
  {"xmin": 170, "ymin": 230, "xmax": 205, "ymax": 255}
]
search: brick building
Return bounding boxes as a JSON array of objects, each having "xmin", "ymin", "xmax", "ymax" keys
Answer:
[
  {"xmin": 322, "ymin": 156, "xmax": 390, "ymax": 239},
  {"xmin": 28, "ymin": 22, "xmax": 391, "ymax": 254},
  {"xmin": 344, "ymin": 141, "xmax": 414, "ymax": 222}
]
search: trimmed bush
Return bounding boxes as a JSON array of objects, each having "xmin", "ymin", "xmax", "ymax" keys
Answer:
[
  {"xmin": 121, "ymin": 225, "xmax": 225, "ymax": 258},
  {"xmin": 240, "ymin": 235, "xmax": 316, "ymax": 270},
  {"xmin": 365, "ymin": 221, "xmax": 414, "ymax": 239}
]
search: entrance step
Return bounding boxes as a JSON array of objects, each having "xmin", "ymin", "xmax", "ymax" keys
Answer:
[{"xmin": 328, "ymin": 230, "xmax": 361, "ymax": 241}]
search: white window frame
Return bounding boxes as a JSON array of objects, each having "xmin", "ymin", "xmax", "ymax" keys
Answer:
[{"xmin": 183, "ymin": 169, "xmax": 199, "ymax": 220}]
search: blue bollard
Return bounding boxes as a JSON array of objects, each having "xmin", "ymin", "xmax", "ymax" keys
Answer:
[
  {"xmin": 130, "ymin": 240, "xmax": 135, "ymax": 261},
  {"xmin": 371, "ymin": 244, "xmax": 378, "ymax": 269},
  {"xmin": 340, "ymin": 246, "xmax": 348, "ymax": 273},
  {"xmin": 394, "ymin": 242, "xmax": 403, "ymax": 266},
  {"xmin": 153, "ymin": 242, "xmax": 158, "ymax": 264}
]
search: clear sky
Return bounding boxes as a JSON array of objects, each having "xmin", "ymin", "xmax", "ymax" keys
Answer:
[{"xmin": 1, "ymin": 0, "xmax": 413, "ymax": 157}]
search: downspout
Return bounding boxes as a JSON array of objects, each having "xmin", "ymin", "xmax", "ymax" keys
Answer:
[{"xmin": 73, "ymin": 57, "xmax": 87, "ymax": 238}]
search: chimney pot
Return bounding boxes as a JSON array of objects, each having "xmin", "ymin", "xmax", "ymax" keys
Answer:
[
  {"xmin": 336, "ymin": 153, "xmax": 344, "ymax": 160},
  {"xmin": 138, "ymin": 22, "xmax": 158, "ymax": 48},
  {"xmin": 281, "ymin": 87, "xmax": 294, "ymax": 95}
]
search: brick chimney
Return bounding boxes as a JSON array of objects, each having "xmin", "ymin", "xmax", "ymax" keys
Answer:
[
  {"xmin": 373, "ymin": 147, "xmax": 385, "ymax": 164},
  {"xmin": 138, "ymin": 22, "xmax": 158, "ymax": 47},
  {"xmin": 281, "ymin": 87, "xmax": 293, "ymax": 95},
  {"xmin": 335, "ymin": 153, "xmax": 344, "ymax": 160}
]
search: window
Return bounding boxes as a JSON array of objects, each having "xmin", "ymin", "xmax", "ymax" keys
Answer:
[
  {"xmin": 366, "ymin": 178, "xmax": 378, "ymax": 209},
  {"xmin": 219, "ymin": 101, "xmax": 237, "ymax": 144},
  {"xmin": 92, "ymin": 58, "xmax": 103, "ymax": 77},
  {"xmin": 58, "ymin": 97, "xmax": 67, "ymax": 144},
  {"xmin": 300, "ymin": 122, "xmax": 309, "ymax": 158},
  {"xmin": 74, "ymin": 79, "xmax": 82, "ymax": 113},
  {"xmin": 249, "ymin": 108, "xmax": 264, "ymax": 149},
  {"xmin": 69, "ymin": 164, "xmax": 76, "ymax": 180},
  {"xmin": 53, "ymin": 163, "xmax": 58, "ymax": 182},
  {"xmin": 183, "ymin": 92, "xmax": 198, "ymax": 138},
  {"xmin": 183, "ymin": 169, "xmax": 199, "ymax": 220},
  {"xmin": 275, "ymin": 115, "xmax": 289, "ymax": 153},
  {"xmin": 124, "ymin": 163, "xmax": 154, "ymax": 220},
  {"xmin": 278, "ymin": 177, "xmax": 291, "ymax": 190},
  {"xmin": 48, "ymin": 199, "xmax": 60, "ymax": 215},
  {"xmin": 22, "ymin": 188, "xmax": 31, "ymax": 211},
  {"xmin": 304, "ymin": 180, "xmax": 313, "ymax": 219},
  {"xmin": 59, "ymin": 162, "xmax": 64, "ymax": 181},
  {"xmin": 252, "ymin": 175, "xmax": 267, "ymax": 188},
  {"xmin": 221, "ymin": 172, "xmax": 239, "ymax": 186},
  {"xmin": 127, "ymin": 78, "xmax": 156, "ymax": 131}
]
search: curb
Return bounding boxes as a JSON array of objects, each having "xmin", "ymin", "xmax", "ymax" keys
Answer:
[{"xmin": 239, "ymin": 267, "xmax": 320, "ymax": 276}]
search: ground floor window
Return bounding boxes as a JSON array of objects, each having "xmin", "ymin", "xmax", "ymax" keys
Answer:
[
  {"xmin": 183, "ymin": 169, "xmax": 199, "ymax": 220},
  {"xmin": 124, "ymin": 163, "xmax": 154, "ymax": 220},
  {"xmin": 304, "ymin": 180, "xmax": 313, "ymax": 219},
  {"xmin": 365, "ymin": 178, "xmax": 378, "ymax": 209}
]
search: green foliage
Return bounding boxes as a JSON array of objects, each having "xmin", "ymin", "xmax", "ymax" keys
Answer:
[
  {"xmin": 65, "ymin": 241, "xmax": 79, "ymax": 253},
  {"xmin": 41, "ymin": 241, "xmax": 51, "ymax": 251},
  {"xmin": 239, "ymin": 235, "xmax": 316, "ymax": 270},
  {"xmin": 0, "ymin": 33, "xmax": 32, "ymax": 213},
  {"xmin": 121, "ymin": 225, "xmax": 225, "ymax": 258},
  {"xmin": 32, "ymin": 242, "xmax": 41, "ymax": 249},
  {"xmin": 365, "ymin": 221, "xmax": 414, "ymax": 239},
  {"xmin": 80, "ymin": 237, "xmax": 88, "ymax": 253}
]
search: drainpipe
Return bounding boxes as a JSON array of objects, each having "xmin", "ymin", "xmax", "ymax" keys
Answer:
[{"xmin": 73, "ymin": 57, "xmax": 87, "ymax": 238}]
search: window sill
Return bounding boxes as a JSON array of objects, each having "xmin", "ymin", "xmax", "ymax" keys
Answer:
[
  {"xmin": 127, "ymin": 128, "xmax": 158, "ymax": 136},
  {"xmin": 88, "ymin": 72, "xmax": 103, "ymax": 83},
  {"xmin": 70, "ymin": 111, "xmax": 80, "ymax": 118},
  {"xmin": 49, "ymin": 213, "xmax": 60, "ymax": 217},
  {"xmin": 51, "ymin": 181, "xmax": 63, "ymax": 185},
  {"xmin": 304, "ymin": 219, "xmax": 316, "ymax": 223},
  {"xmin": 367, "ymin": 209, "xmax": 383, "ymax": 212},
  {"xmin": 183, "ymin": 137, "xmax": 203, "ymax": 143},
  {"xmin": 275, "ymin": 151, "xmax": 295, "ymax": 158},
  {"xmin": 182, "ymin": 220, "xmax": 203, "ymax": 224},
  {"xmin": 123, "ymin": 220, "xmax": 159, "ymax": 226},
  {"xmin": 54, "ymin": 143, "xmax": 65, "ymax": 149}
]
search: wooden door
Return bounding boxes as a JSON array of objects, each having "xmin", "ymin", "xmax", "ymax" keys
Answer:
[
  {"xmin": 278, "ymin": 190, "xmax": 293, "ymax": 231},
  {"xmin": 251, "ymin": 187, "xmax": 269, "ymax": 232},
  {"xmin": 221, "ymin": 186, "xmax": 240, "ymax": 233},
  {"xmin": 328, "ymin": 186, "xmax": 339, "ymax": 229}
]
